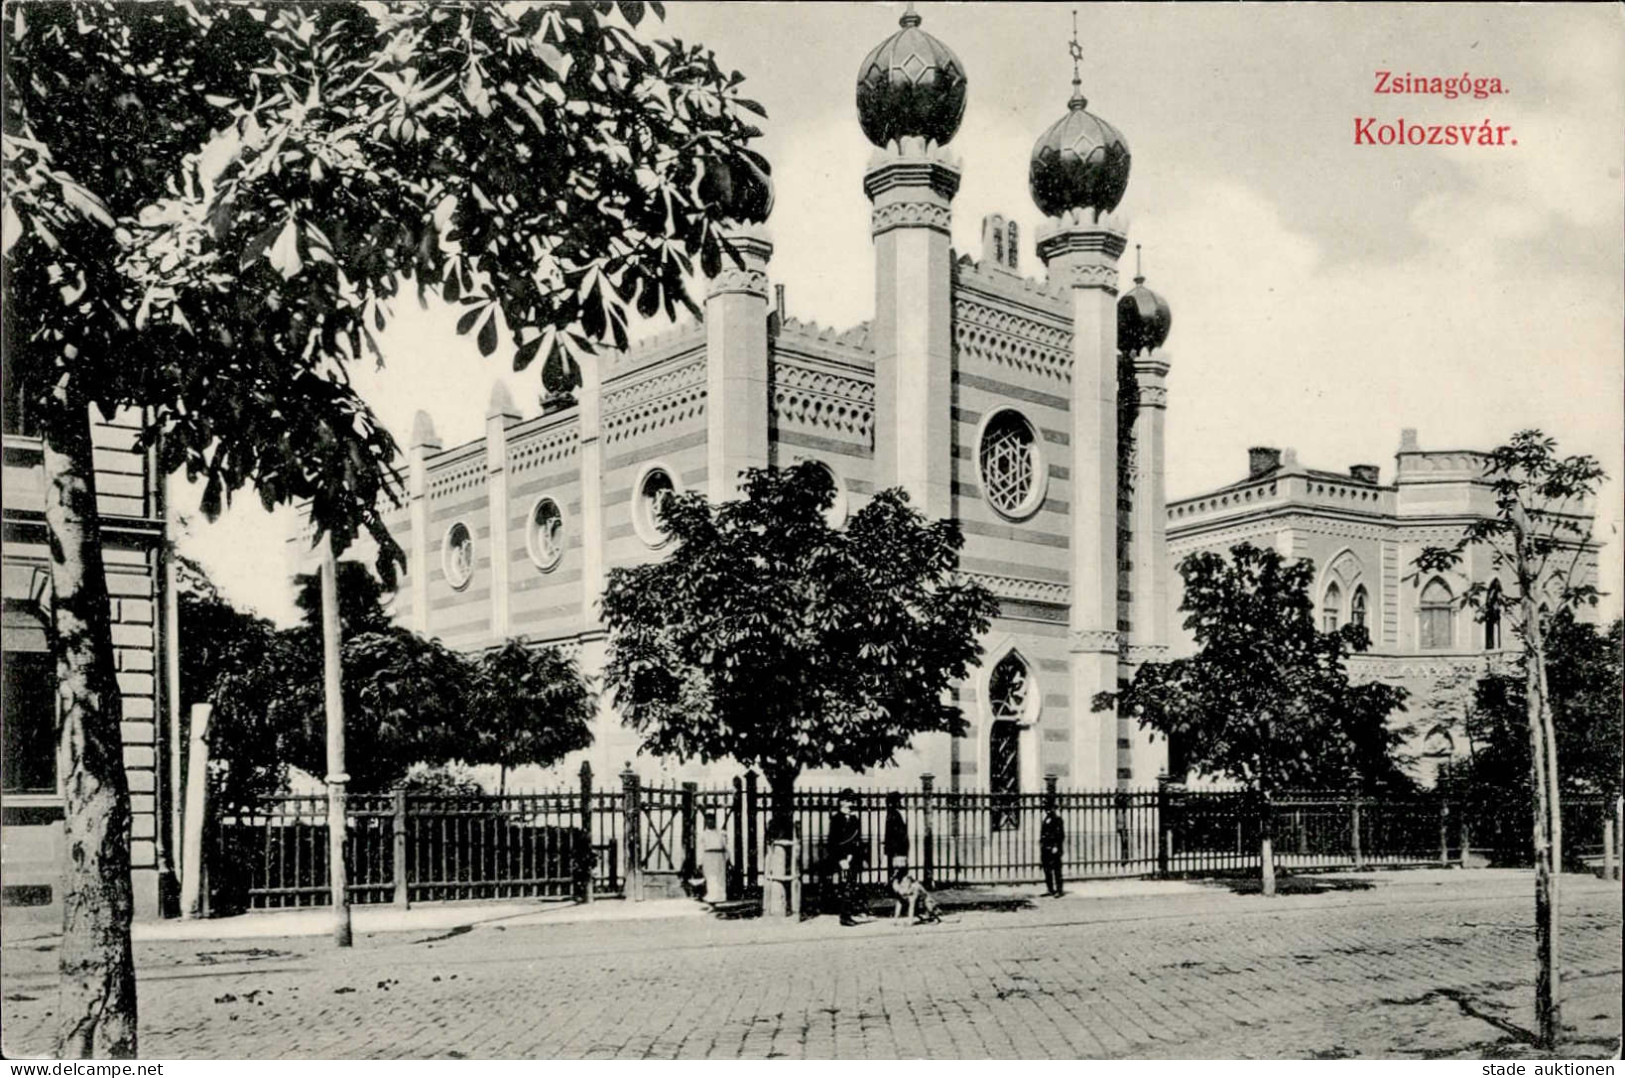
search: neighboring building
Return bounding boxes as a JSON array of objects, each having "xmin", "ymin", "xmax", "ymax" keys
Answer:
[
  {"xmin": 1, "ymin": 394, "xmax": 179, "ymax": 921},
  {"xmin": 1165, "ymin": 430, "xmax": 1600, "ymax": 784},
  {"xmin": 307, "ymin": 8, "xmax": 1176, "ymax": 796}
]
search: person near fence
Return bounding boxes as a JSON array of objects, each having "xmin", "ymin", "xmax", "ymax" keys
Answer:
[
  {"xmin": 829, "ymin": 789, "xmax": 866, "ymax": 926},
  {"xmin": 1041, "ymin": 798, "xmax": 1065, "ymax": 897},
  {"xmin": 699, "ymin": 810, "xmax": 728, "ymax": 904},
  {"xmin": 884, "ymin": 791, "xmax": 909, "ymax": 873}
]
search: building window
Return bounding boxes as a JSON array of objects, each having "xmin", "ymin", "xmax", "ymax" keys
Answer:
[
  {"xmin": 978, "ymin": 409, "xmax": 1044, "ymax": 520},
  {"xmin": 1321, "ymin": 582, "xmax": 1342, "ymax": 633},
  {"xmin": 2, "ymin": 649, "xmax": 56, "ymax": 794},
  {"xmin": 1350, "ymin": 586, "xmax": 1368, "ymax": 631},
  {"xmin": 1006, "ymin": 221, "xmax": 1019, "ymax": 270},
  {"xmin": 804, "ymin": 460, "xmax": 848, "ymax": 528},
  {"xmin": 633, "ymin": 465, "xmax": 678, "ymax": 548},
  {"xmin": 1484, "ymin": 581, "xmax": 1502, "ymax": 649},
  {"xmin": 988, "ymin": 652, "xmax": 1029, "ymax": 832},
  {"xmin": 1419, "ymin": 578, "xmax": 1454, "ymax": 650},
  {"xmin": 526, "ymin": 498, "xmax": 565, "ymax": 571},
  {"xmin": 442, "ymin": 521, "xmax": 475, "ymax": 590}
]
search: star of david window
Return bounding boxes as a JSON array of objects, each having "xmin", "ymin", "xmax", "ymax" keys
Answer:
[
  {"xmin": 979, "ymin": 409, "xmax": 1043, "ymax": 520},
  {"xmin": 527, "ymin": 498, "xmax": 564, "ymax": 571},
  {"xmin": 442, "ymin": 522, "xmax": 474, "ymax": 591}
]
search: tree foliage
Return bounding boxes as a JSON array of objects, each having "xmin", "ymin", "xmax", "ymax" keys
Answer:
[
  {"xmin": 5, "ymin": 0, "xmax": 770, "ymax": 566},
  {"xmin": 601, "ymin": 464, "xmax": 999, "ymax": 830},
  {"xmin": 464, "ymin": 640, "xmax": 595, "ymax": 793},
  {"xmin": 1098, "ymin": 543, "xmax": 1412, "ymax": 794}
]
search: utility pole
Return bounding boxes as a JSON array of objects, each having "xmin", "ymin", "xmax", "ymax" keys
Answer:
[{"xmin": 321, "ymin": 533, "xmax": 352, "ymax": 947}]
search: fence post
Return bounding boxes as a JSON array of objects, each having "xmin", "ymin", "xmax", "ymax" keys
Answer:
[
  {"xmin": 1350, "ymin": 787, "xmax": 1364, "ymax": 871},
  {"xmin": 745, "ymin": 770, "xmax": 759, "ymax": 892},
  {"xmin": 921, "ymin": 774, "xmax": 936, "ymax": 889},
  {"xmin": 1603, "ymin": 815, "xmax": 1615, "ymax": 884},
  {"xmin": 1614, "ymin": 796, "xmax": 1622, "ymax": 882},
  {"xmin": 1156, "ymin": 773, "xmax": 1171, "ymax": 879},
  {"xmin": 791, "ymin": 820, "xmax": 803, "ymax": 916},
  {"xmin": 681, "ymin": 781, "xmax": 698, "ymax": 883},
  {"xmin": 392, "ymin": 788, "xmax": 409, "ymax": 909},
  {"xmin": 622, "ymin": 768, "xmax": 643, "ymax": 902},
  {"xmin": 730, "ymin": 776, "xmax": 744, "ymax": 900},
  {"xmin": 578, "ymin": 761, "xmax": 594, "ymax": 904},
  {"xmin": 949, "ymin": 787, "xmax": 962, "ymax": 885},
  {"xmin": 1115, "ymin": 790, "xmax": 1131, "ymax": 866},
  {"xmin": 1438, "ymin": 793, "xmax": 1450, "ymax": 868}
]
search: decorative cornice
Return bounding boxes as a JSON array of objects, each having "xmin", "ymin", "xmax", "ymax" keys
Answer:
[
  {"xmin": 962, "ymin": 571, "xmax": 1069, "ymax": 607},
  {"xmin": 1137, "ymin": 384, "xmax": 1168, "ymax": 409},
  {"xmin": 862, "ymin": 158, "xmax": 961, "ymax": 201},
  {"xmin": 952, "ymin": 297, "xmax": 1072, "ymax": 384},
  {"xmin": 1070, "ymin": 628, "xmax": 1120, "ymax": 654},
  {"xmin": 871, "ymin": 200, "xmax": 952, "ymax": 237},
  {"xmin": 1046, "ymin": 261, "xmax": 1119, "ymax": 293},
  {"xmin": 705, "ymin": 266, "xmax": 770, "ymax": 300},
  {"xmin": 1124, "ymin": 644, "xmax": 1171, "ymax": 665}
]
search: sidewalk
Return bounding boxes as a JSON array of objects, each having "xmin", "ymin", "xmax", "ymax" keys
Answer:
[{"xmin": 7, "ymin": 870, "xmax": 1518, "ymax": 947}]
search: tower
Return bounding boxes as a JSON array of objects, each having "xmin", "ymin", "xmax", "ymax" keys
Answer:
[
  {"xmin": 1118, "ymin": 246, "xmax": 1174, "ymax": 782},
  {"xmin": 857, "ymin": 2, "xmax": 966, "ymax": 519},
  {"xmin": 1030, "ymin": 16, "xmax": 1132, "ymax": 788}
]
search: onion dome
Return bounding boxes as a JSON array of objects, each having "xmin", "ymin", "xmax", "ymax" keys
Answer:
[
  {"xmin": 698, "ymin": 152, "xmax": 774, "ymax": 224},
  {"xmin": 855, "ymin": 3, "xmax": 967, "ymax": 149},
  {"xmin": 1118, "ymin": 246, "xmax": 1171, "ymax": 354},
  {"xmin": 1028, "ymin": 23, "xmax": 1130, "ymax": 218}
]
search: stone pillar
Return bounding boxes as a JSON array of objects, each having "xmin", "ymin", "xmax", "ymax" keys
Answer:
[
  {"xmin": 705, "ymin": 226, "xmax": 773, "ymax": 500},
  {"xmin": 485, "ymin": 383, "xmax": 519, "ymax": 641},
  {"xmin": 865, "ymin": 136, "xmax": 959, "ymax": 520},
  {"xmin": 407, "ymin": 410, "xmax": 441, "ymax": 635},
  {"xmin": 576, "ymin": 351, "xmax": 615, "ymax": 772},
  {"xmin": 1126, "ymin": 350, "xmax": 1171, "ymax": 782},
  {"xmin": 1038, "ymin": 208, "xmax": 1128, "ymax": 790}
]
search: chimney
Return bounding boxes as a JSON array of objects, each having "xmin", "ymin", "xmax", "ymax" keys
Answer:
[
  {"xmin": 1349, "ymin": 464, "xmax": 1380, "ymax": 484},
  {"xmin": 1248, "ymin": 447, "xmax": 1282, "ymax": 478},
  {"xmin": 1399, "ymin": 428, "xmax": 1420, "ymax": 452}
]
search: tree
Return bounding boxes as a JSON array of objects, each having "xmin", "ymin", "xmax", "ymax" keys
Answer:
[
  {"xmin": 6, "ymin": 3, "xmax": 764, "ymax": 1050},
  {"xmin": 1096, "ymin": 542, "xmax": 1411, "ymax": 895},
  {"xmin": 1414, "ymin": 430, "xmax": 1604, "ymax": 1049},
  {"xmin": 465, "ymin": 641, "xmax": 595, "ymax": 795},
  {"xmin": 601, "ymin": 463, "xmax": 999, "ymax": 838}
]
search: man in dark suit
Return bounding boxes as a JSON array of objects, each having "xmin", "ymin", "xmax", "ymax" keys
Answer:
[
  {"xmin": 829, "ymin": 789, "xmax": 865, "ymax": 925},
  {"xmin": 1040, "ymin": 797, "xmax": 1065, "ymax": 897}
]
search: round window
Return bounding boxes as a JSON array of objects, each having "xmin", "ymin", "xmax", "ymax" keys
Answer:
[
  {"xmin": 804, "ymin": 459, "xmax": 848, "ymax": 528},
  {"xmin": 527, "ymin": 497, "xmax": 565, "ymax": 571},
  {"xmin": 634, "ymin": 466, "xmax": 678, "ymax": 548},
  {"xmin": 442, "ymin": 521, "xmax": 475, "ymax": 590},
  {"xmin": 978, "ymin": 409, "xmax": 1045, "ymax": 520}
]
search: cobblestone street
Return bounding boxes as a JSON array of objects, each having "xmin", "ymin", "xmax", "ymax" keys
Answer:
[{"xmin": 3, "ymin": 870, "xmax": 1619, "ymax": 1059}]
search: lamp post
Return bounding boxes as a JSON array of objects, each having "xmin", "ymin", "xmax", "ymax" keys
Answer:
[{"xmin": 321, "ymin": 533, "xmax": 352, "ymax": 947}]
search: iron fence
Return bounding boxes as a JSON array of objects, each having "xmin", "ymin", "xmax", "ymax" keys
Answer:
[{"xmin": 208, "ymin": 768, "xmax": 1615, "ymax": 915}]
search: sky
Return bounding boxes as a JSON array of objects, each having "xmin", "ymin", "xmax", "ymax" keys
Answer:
[{"xmin": 175, "ymin": 2, "xmax": 1625, "ymax": 625}]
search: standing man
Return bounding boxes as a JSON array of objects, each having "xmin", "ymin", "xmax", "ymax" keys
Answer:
[
  {"xmin": 829, "ymin": 789, "xmax": 865, "ymax": 926},
  {"xmin": 1041, "ymin": 798, "xmax": 1065, "ymax": 898}
]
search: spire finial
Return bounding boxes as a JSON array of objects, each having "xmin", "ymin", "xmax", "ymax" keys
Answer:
[
  {"xmin": 1067, "ymin": 10, "xmax": 1087, "ymax": 110},
  {"xmin": 1135, "ymin": 243, "xmax": 1145, "ymax": 285},
  {"xmin": 900, "ymin": 1, "xmax": 921, "ymax": 29}
]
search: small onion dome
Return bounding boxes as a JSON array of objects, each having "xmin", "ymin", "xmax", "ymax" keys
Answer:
[
  {"xmin": 855, "ymin": 4, "xmax": 967, "ymax": 149},
  {"xmin": 1028, "ymin": 85, "xmax": 1131, "ymax": 218},
  {"xmin": 1118, "ymin": 265, "xmax": 1172, "ymax": 355},
  {"xmin": 697, "ymin": 153, "xmax": 774, "ymax": 224}
]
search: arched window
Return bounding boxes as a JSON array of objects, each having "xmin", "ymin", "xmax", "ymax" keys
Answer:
[
  {"xmin": 992, "ymin": 227, "xmax": 1004, "ymax": 264},
  {"xmin": 978, "ymin": 409, "xmax": 1044, "ymax": 520},
  {"xmin": 1350, "ymin": 586, "xmax": 1368, "ymax": 630},
  {"xmin": 1321, "ymin": 582, "xmax": 1342, "ymax": 633},
  {"xmin": 1419, "ymin": 578, "xmax": 1454, "ymax": 650},
  {"xmin": 988, "ymin": 653, "xmax": 1029, "ymax": 832},
  {"xmin": 1483, "ymin": 580, "xmax": 1502, "ymax": 649},
  {"xmin": 1006, "ymin": 221, "xmax": 1020, "ymax": 270}
]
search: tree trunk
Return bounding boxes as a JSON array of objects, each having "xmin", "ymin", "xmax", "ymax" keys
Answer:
[
  {"xmin": 1512, "ymin": 507, "xmax": 1560, "ymax": 1049},
  {"xmin": 42, "ymin": 397, "xmax": 138, "ymax": 1059},
  {"xmin": 1258, "ymin": 785, "xmax": 1276, "ymax": 897},
  {"xmin": 763, "ymin": 764, "xmax": 799, "ymax": 841}
]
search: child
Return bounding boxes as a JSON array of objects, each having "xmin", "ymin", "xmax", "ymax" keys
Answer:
[{"xmin": 889, "ymin": 864, "xmax": 941, "ymax": 923}]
